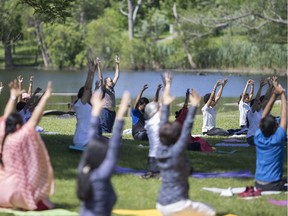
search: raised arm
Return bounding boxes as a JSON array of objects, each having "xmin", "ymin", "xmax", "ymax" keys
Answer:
[
  {"xmin": 183, "ymin": 88, "xmax": 189, "ymax": 108},
  {"xmin": 206, "ymin": 80, "xmax": 221, "ymax": 107},
  {"xmin": 242, "ymin": 79, "xmax": 254, "ymax": 102},
  {"xmin": 17, "ymin": 75, "xmax": 23, "ymax": 102},
  {"xmin": 153, "ymin": 84, "xmax": 162, "ymax": 102},
  {"xmin": 112, "ymin": 55, "xmax": 120, "ymax": 86},
  {"xmin": 27, "ymin": 76, "xmax": 34, "ymax": 96},
  {"xmin": 26, "ymin": 87, "xmax": 42, "ymax": 111},
  {"xmin": 248, "ymin": 80, "xmax": 255, "ymax": 101},
  {"xmin": 133, "ymin": 84, "xmax": 148, "ymax": 109},
  {"xmin": 81, "ymin": 54, "xmax": 97, "ymax": 104},
  {"xmin": 96, "ymin": 57, "xmax": 104, "ymax": 88},
  {"xmin": 27, "ymin": 81, "xmax": 52, "ymax": 128},
  {"xmin": 160, "ymin": 72, "xmax": 174, "ymax": 126},
  {"xmin": 3, "ymin": 80, "xmax": 25, "ymax": 118},
  {"xmin": 252, "ymin": 78, "xmax": 265, "ymax": 112},
  {"xmin": 214, "ymin": 78, "xmax": 228, "ymax": 104},
  {"xmin": 261, "ymin": 76, "xmax": 276, "ymax": 109},
  {"xmin": 175, "ymin": 89, "xmax": 201, "ymax": 152}
]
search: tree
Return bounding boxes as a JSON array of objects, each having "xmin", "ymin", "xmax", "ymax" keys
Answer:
[{"xmin": 0, "ymin": 0, "xmax": 23, "ymax": 67}]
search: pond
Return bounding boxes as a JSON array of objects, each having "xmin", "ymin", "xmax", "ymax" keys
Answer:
[{"xmin": 0, "ymin": 67, "xmax": 287, "ymax": 114}]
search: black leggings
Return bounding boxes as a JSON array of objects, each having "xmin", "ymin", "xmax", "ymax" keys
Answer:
[{"xmin": 133, "ymin": 130, "xmax": 148, "ymax": 141}]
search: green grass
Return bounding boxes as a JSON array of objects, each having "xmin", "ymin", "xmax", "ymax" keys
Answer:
[{"xmin": 37, "ymin": 104, "xmax": 287, "ymax": 216}]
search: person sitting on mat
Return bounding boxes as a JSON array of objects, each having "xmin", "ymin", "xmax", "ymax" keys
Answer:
[
  {"xmin": 254, "ymin": 81, "xmax": 287, "ymax": 192},
  {"xmin": 0, "ymin": 80, "xmax": 54, "ymax": 210},
  {"xmin": 176, "ymin": 88, "xmax": 212, "ymax": 152},
  {"xmin": 155, "ymin": 72, "xmax": 215, "ymax": 216},
  {"xmin": 77, "ymin": 90, "xmax": 130, "ymax": 216},
  {"xmin": 201, "ymin": 79, "xmax": 229, "ymax": 136},
  {"xmin": 131, "ymin": 84, "xmax": 150, "ymax": 141},
  {"xmin": 73, "ymin": 50, "xmax": 101, "ymax": 148}
]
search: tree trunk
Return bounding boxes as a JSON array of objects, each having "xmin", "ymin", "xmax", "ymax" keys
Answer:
[
  {"xmin": 34, "ymin": 21, "xmax": 51, "ymax": 67},
  {"xmin": 4, "ymin": 41, "xmax": 13, "ymax": 68},
  {"xmin": 127, "ymin": 0, "xmax": 134, "ymax": 40}
]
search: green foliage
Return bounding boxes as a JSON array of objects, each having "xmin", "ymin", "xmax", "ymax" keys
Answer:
[
  {"xmin": 18, "ymin": 0, "xmax": 76, "ymax": 23},
  {"xmin": 43, "ymin": 22, "xmax": 84, "ymax": 68},
  {"xmin": 85, "ymin": 8, "xmax": 126, "ymax": 67}
]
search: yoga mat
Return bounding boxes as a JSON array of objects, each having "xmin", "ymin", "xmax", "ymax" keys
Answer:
[
  {"xmin": 115, "ymin": 166, "xmax": 146, "ymax": 175},
  {"xmin": 268, "ymin": 199, "xmax": 288, "ymax": 206},
  {"xmin": 69, "ymin": 145, "xmax": 84, "ymax": 152},
  {"xmin": 113, "ymin": 209, "xmax": 161, "ymax": 216},
  {"xmin": 215, "ymin": 143, "xmax": 250, "ymax": 147},
  {"xmin": 222, "ymin": 138, "xmax": 246, "ymax": 143},
  {"xmin": 0, "ymin": 208, "xmax": 78, "ymax": 216},
  {"xmin": 115, "ymin": 166, "xmax": 254, "ymax": 178},
  {"xmin": 192, "ymin": 170, "xmax": 254, "ymax": 178}
]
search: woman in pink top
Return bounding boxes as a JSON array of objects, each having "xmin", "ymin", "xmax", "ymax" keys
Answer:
[{"xmin": 0, "ymin": 80, "xmax": 54, "ymax": 210}]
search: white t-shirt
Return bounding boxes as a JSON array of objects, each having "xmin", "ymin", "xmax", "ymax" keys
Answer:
[
  {"xmin": 144, "ymin": 112, "xmax": 161, "ymax": 157},
  {"xmin": 201, "ymin": 104, "xmax": 216, "ymax": 133},
  {"xmin": 73, "ymin": 99, "xmax": 92, "ymax": 147},
  {"xmin": 239, "ymin": 100, "xmax": 250, "ymax": 127},
  {"xmin": 246, "ymin": 108, "xmax": 262, "ymax": 138}
]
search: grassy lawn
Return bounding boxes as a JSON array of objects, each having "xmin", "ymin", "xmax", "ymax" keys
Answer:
[{"xmin": 37, "ymin": 104, "xmax": 287, "ymax": 216}]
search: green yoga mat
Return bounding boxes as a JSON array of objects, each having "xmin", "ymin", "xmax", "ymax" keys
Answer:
[{"xmin": 0, "ymin": 208, "xmax": 78, "ymax": 216}]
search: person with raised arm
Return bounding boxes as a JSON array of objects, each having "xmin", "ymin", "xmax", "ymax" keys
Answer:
[
  {"xmin": 201, "ymin": 79, "xmax": 229, "ymax": 136},
  {"xmin": 97, "ymin": 56, "xmax": 120, "ymax": 133},
  {"xmin": 0, "ymin": 80, "xmax": 54, "ymax": 210},
  {"xmin": 73, "ymin": 51, "xmax": 100, "ymax": 148},
  {"xmin": 254, "ymin": 81, "xmax": 287, "ymax": 191},
  {"xmin": 141, "ymin": 83, "xmax": 162, "ymax": 178},
  {"xmin": 238, "ymin": 79, "xmax": 254, "ymax": 128},
  {"xmin": 77, "ymin": 91, "xmax": 130, "ymax": 216},
  {"xmin": 131, "ymin": 84, "xmax": 149, "ymax": 141},
  {"xmin": 246, "ymin": 78, "xmax": 266, "ymax": 145},
  {"xmin": 155, "ymin": 72, "xmax": 215, "ymax": 216}
]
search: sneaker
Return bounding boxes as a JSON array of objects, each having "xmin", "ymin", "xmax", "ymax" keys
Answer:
[
  {"xmin": 238, "ymin": 186, "xmax": 254, "ymax": 198},
  {"xmin": 253, "ymin": 188, "xmax": 262, "ymax": 196}
]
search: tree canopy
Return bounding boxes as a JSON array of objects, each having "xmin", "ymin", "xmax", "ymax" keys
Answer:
[{"xmin": 0, "ymin": 0, "xmax": 287, "ymax": 71}]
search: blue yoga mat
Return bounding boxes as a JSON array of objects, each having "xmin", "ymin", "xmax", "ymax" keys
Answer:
[
  {"xmin": 114, "ymin": 166, "xmax": 254, "ymax": 178},
  {"xmin": 68, "ymin": 145, "xmax": 84, "ymax": 151}
]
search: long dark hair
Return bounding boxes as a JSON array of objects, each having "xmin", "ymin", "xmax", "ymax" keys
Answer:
[
  {"xmin": 77, "ymin": 137, "xmax": 109, "ymax": 201},
  {"xmin": 0, "ymin": 113, "xmax": 24, "ymax": 167}
]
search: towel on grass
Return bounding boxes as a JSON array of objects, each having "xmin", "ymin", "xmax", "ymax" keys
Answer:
[
  {"xmin": 0, "ymin": 208, "xmax": 78, "ymax": 216},
  {"xmin": 222, "ymin": 138, "xmax": 246, "ymax": 143}
]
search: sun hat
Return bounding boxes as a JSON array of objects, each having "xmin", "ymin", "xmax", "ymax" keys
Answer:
[{"xmin": 144, "ymin": 101, "xmax": 159, "ymax": 120}]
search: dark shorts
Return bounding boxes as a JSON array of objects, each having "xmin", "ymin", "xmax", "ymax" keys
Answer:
[
  {"xmin": 133, "ymin": 130, "xmax": 148, "ymax": 141},
  {"xmin": 247, "ymin": 136, "xmax": 255, "ymax": 146},
  {"xmin": 100, "ymin": 108, "xmax": 116, "ymax": 133},
  {"xmin": 255, "ymin": 178, "xmax": 287, "ymax": 191}
]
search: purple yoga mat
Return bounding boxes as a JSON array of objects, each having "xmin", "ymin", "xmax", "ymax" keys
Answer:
[
  {"xmin": 114, "ymin": 166, "xmax": 254, "ymax": 178},
  {"xmin": 269, "ymin": 199, "xmax": 288, "ymax": 206},
  {"xmin": 192, "ymin": 170, "xmax": 254, "ymax": 178}
]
